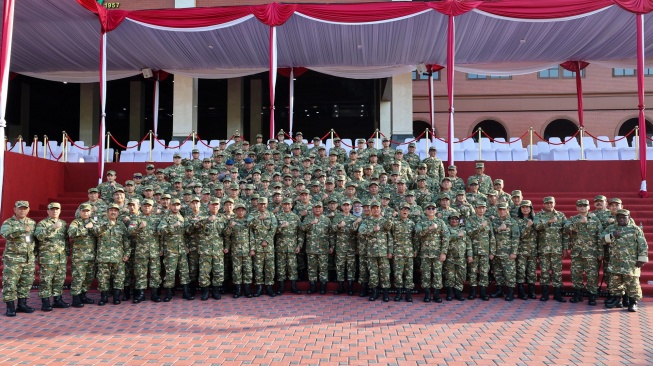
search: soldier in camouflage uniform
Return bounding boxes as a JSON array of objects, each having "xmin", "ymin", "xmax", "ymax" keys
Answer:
[
  {"xmin": 225, "ymin": 203, "xmax": 253, "ymax": 298},
  {"xmin": 127, "ymin": 199, "xmax": 163, "ymax": 303},
  {"xmin": 330, "ymin": 200, "xmax": 359, "ymax": 295},
  {"xmin": 447, "ymin": 165, "xmax": 466, "ymax": 193},
  {"xmin": 403, "ymin": 143, "xmax": 421, "ymax": 171},
  {"xmin": 534, "ymin": 196, "xmax": 567, "ymax": 302},
  {"xmin": 35, "ymin": 202, "xmax": 69, "ymax": 311},
  {"xmin": 444, "ymin": 210, "xmax": 472, "ymax": 301},
  {"xmin": 275, "ymin": 198, "xmax": 302, "ymax": 295},
  {"xmin": 416, "ymin": 202, "xmax": 449, "ymax": 303},
  {"xmin": 92, "ymin": 204, "xmax": 130, "ymax": 306},
  {"xmin": 157, "ymin": 199, "xmax": 194, "ymax": 302},
  {"xmin": 602, "ymin": 209, "xmax": 648, "ymax": 312},
  {"xmin": 467, "ymin": 162, "xmax": 493, "ymax": 195},
  {"xmin": 359, "ymin": 201, "xmax": 392, "ymax": 301},
  {"xmin": 515, "ymin": 200, "xmax": 538, "ymax": 300},
  {"xmin": 97, "ymin": 170, "xmax": 123, "ymax": 203},
  {"xmin": 1, "ymin": 201, "xmax": 37, "ymax": 317},
  {"xmin": 465, "ymin": 201, "xmax": 495, "ymax": 301},
  {"xmin": 422, "ymin": 147, "xmax": 445, "ymax": 183},
  {"xmin": 197, "ymin": 198, "xmax": 228, "ymax": 300},
  {"xmin": 302, "ymin": 202, "xmax": 332, "ymax": 294},
  {"xmin": 184, "ymin": 197, "xmax": 204, "ymax": 296},
  {"xmin": 67, "ymin": 203, "xmax": 97, "ymax": 308},
  {"xmin": 354, "ymin": 202, "xmax": 371, "ymax": 297},
  {"xmin": 564, "ymin": 199, "xmax": 603, "ymax": 306},
  {"xmin": 490, "ymin": 203, "xmax": 519, "ymax": 301},
  {"xmin": 390, "ymin": 204, "xmax": 416, "ymax": 302},
  {"xmin": 249, "ymin": 197, "xmax": 278, "ymax": 297}
]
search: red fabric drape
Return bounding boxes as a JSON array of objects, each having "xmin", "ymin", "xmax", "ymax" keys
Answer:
[
  {"xmin": 278, "ymin": 67, "xmax": 308, "ymax": 78},
  {"xmin": 560, "ymin": 61, "xmax": 589, "ymax": 127},
  {"xmin": 636, "ymin": 14, "xmax": 648, "ymax": 197},
  {"xmin": 152, "ymin": 70, "xmax": 169, "ymax": 81},
  {"xmin": 477, "ymin": 0, "xmax": 613, "ymax": 19},
  {"xmin": 252, "ymin": 3, "xmax": 297, "ymax": 26},
  {"xmin": 613, "ymin": 0, "xmax": 653, "ymax": 14},
  {"xmin": 428, "ymin": 0, "xmax": 482, "ymax": 16}
]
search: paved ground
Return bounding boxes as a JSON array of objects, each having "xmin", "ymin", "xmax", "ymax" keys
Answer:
[{"xmin": 0, "ymin": 291, "xmax": 651, "ymax": 365}]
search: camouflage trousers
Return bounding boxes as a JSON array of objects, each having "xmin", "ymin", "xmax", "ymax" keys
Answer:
[
  {"xmin": 443, "ymin": 258, "xmax": 465, "ymax": 291},
  {"xmin": 492, "ymin": 256, "xmax": 516, "ymax": 287},
  {"xmin": 368, "ymin": 256, "xmax": 391, "ymax": 288},
  {"xmin": 232, "ymin": 256, "xmax": 253, "ymax": 285},
  {"xmin": 539, "ymin": 253, "xmax": 563, "ymax": 287},
  {"xmin": 307, "ymin": 253, "xmax": 329, "ymax": 282},
  {"xmin": 276, "ymin": 252, "xmax": 298, "ymax": 281},
  {"xmin": 467, "ymin": 255, "xmax": 490, "ymax": 287},
  {"xmin": 97, "ymin": 262, "xmax": 125, "ymax": 292},
  {"xmin": 71, "ymin": 260, "xmax": 95, "ymax": 295},
  {"xmin": 253, "ymin": 252, "xmax": 275, "ymax": 285},
  {"xmin": 163, "ymin": 254, "xmax": 190, "ymax": 288},
  {"xmin": 393, "ymin": 256, "xmax": 414, "ymax": 289},
  {"xmin": 134, "ymin": 256, "xmax": 161, "ymax": 290},
  {"xmin": 38, "ymin": 254, "xmax": 67, "ymax": 298},
  {"xmin": 608, "ymin": 273, "xmax": 642, "ymax": 300},
  {"xmin": 188, "ymin": 250, "xmax": 199, "ymax": 283},
  {"xmin": 297, "ymin": 251, "xmax": 307, "ymax": 278},
  {"xmin": 335, "ymin": 251, "xmax": 356, "ymax": 282},
  {"xmin": 571, "ymin": 256, "xmax": 599, "ymax": 294},
  {"xmin": 198, "ymin": 254, "xmax": 224, "ymax": 287},
  {"xmin": 358, "ymin": 254, "xmax": 369, "ymax": 283},
  {"xmin": 123, "ymin": 248, "xmax": 135, "ymax": 288},
  {"xmin": 421, "ymin": 257, "xmax": 443, "ymax": 289},
  {"xmin": 224, "ymin": 251, "xmax": 233, "ymax": 284},
  {"xmin": 516, "ymin": 255, "xmax": 537, "ymax": 284},
  {"xmin": 1, "ymin": 259, "xmax": 35, "ymax": 302}
]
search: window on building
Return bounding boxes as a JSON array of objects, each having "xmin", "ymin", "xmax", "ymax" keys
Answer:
[
  {"xmin": 412, "ymin": 71, "xmax": 440, "ymax": 80},
  {"xmin": 466, "ymin": 74, "xmax": 511, "ymax": 80},
  {"xmin": 613, "ymin": 68, "xmax": 653, "ymax": 77},
  {"xmin": 538, "ymin": 66, "xmax": 585, "ymax": 79}
]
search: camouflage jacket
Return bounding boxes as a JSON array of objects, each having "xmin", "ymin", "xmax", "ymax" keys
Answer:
[
  {"xmin": 603, "ymin": 223, "xmax": 649, "ymax": 275},
  {"xmin": 330, "ymin": 213, "xmax": 359, "ymax": 253},
  {"xmin": 198, "ymin": 214, "xmax": 228, "ymax": 256},
  {"xmin": 225, "ymin": 217, "xmax": 251, "ymax": 257},
  {"xmin": 416, "ymin": 217, "xmax": 449, "ymax": 258},
  {"xmin": 564, "ymin": 214, "xmax": 603, "ymax": 259},
  {"xmin": 533, "ymin": 210, "xmax": 567, "ymax": 254},
  {"xmin": 390, "ymin": 217, "xmax": 416, "ymax": 258},
  {"xmin": 249, "ymin": 212, "xmax": 278, "ymax": 254},
  {"xmin": 492, "ymin": 216, "xmax": 519, "ymax": 257},
  {"xmin": 157, "ymin": 212, "xmax": 188, "ymax": 256},
  {"xmin": 359, "ymin": 216, "xmax": 392, "ymax": 258},
  {"xmin": 127, "ymin": 213, "xmax": 162, "ymax": 259},
  {"xmin": 301, "ymin": 214, "xmax": 331, "ymax": 255},
  {"xmin": 1, "ymin": 216, "xmax": 37, "ymax": 263},
  {"xmin": 516, "ymin": 217, "xmax": 538, "ymax": 257},
  {"xmin": 465, "ymin": 214, "xmax": 496, "ymax": 257},
  {"xmin": 275, "ymin": 211, "xmax": 302, "ymax": 253},
  {"xmin": 68, "ymin": 218, "xmax": 97, "ymax": 262},
  {"xmin": 92, "ymin": 220, "xmax": 130, "ymax": 263},
  {"xmin": 35, "ymin": 217, "xmax": 69, "ymax": 263},
  {"xmin": 445, "ymin": 224, "xmax": 472, "ymax": 260}
]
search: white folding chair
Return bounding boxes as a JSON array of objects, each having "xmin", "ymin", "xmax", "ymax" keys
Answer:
[
  {"xmin": 585, "ymin": 148, "xmax": 603, "ymax": 160},
  {"xmin": 511, "ymin": 148, "xmax": 529, "ymax": 161},
  {"xmin": 601, "ymin": 148, "xmax": 619, "ymax": 160},
  {"xmin": 120, "ymin": 151, "xmax": 135, "ymax": 162},
  {"xmin": 551, "ymin": 148, "xmax": 569, "ymax": 161}
]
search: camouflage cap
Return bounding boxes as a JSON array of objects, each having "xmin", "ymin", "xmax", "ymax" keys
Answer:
[
  {"xmin": 475, "ymin": 201, "xmax": 487, "ymax": 207},
  {"xmin": 202, "ymin": 189, "xmax": 211, "ymax": 195},
  {"xmin": 114, "ymin": 187, "xmax": 125, "ymax": 193},
  {"xmin": 203, "ymin": 158, "xmax": 212, "ymax": 162},
  {"xmin": 511, "ymin": 190, "xmax": 522, "ymax": 197},
  {"xmin": 439, "ymin": 194, "xmax": 450, "ymax": 201},
  {"xmin": 171, "ymin": 198, "xmax": 181, "ymax": 205},
  {"xmin": 441, "ymin": 176, "xmax": 451, "ymax": 182},
  {"xmin": 127, "ymin": 198, "xmax": 140, "ymax": 205},
  {"xmin": 475, "ymin": 162, "xmax": 485, "ymax": 168},
  {"xmin": 154, "ymin": 190, "xmax": 164, "ymax": 195},
  {"xmin": 406, "ymin": 191, "xmax": 415, "ymax": 197},
  {"xmin": 107, "ymin": 170, "xmax": 116, "ymax": 176},
  {"xmin": 408, "ymin": 143, "xmax": 416, "ymax": 147},
  {"xmin": 370, "ymin": 200, "xmax": 381, "ymax": 207},
  {"xmin": 300, "ymin": 189, "xmax": 310, "ymax": 194},
  {"xmin": 594, "ymin": 195, "xmax": 607, "ymax": 202},
  {"xmin": 327, "ymin": 197, "xmax": 338, "ymax": 204},
  {"xmin": 156, "ymin": 168, "xmax": 165, "ymax": 173},
  {"xmin": 497, "ymin": 203, "xmax": 509, "ymax": 209},
  {"xmin": 162, "ymin": 194, "xmax": 171, "ymax": 199},
  {"xmin": 108, "ymin": 203, "xmax": 121, "ymax": 210},
  {"xmin": 428, "ymin": 146, "xmax": 436, "ymax": 151},
  {"xmin": 424, "ymin": 202, "xmax": 437, "ymax": 208},
  {"xmin": 234, "ymin": 132, "xmax": 241, "ymax": 137},
  {"xmin": 173, "ymin": 153, "xmax": 182, "ymax": 158},
  {"xmin": 341, "ymin": 200, "xmax": 352, "ymax": 206},
  {"xmin": 346, "ymin": 182, "xmax": 358, "ymax": 188},
  {"xmin": 456, "ymin": 190, "xmax": 466, "ymax": 195},
  {"xmin": 142, "ymin": 199, "xmax": 154, "ymax": 206},
  {"xmin": 282, "ymin": 198, "xmax": 293, "ymax": 204},
  {"xmin": 448, "ymin": 165, "xmax": 457, "ymax": 170},
  {"xmin": 47, "ymin": 202, "xmax": 61, "ymax": 209},
  {"xmin": 244, "ymin": 184, "xmax": 254, "ymax": 190},
  {"xmin": 295, "ymin": 131, "xmax": 303, "ymax": 136},
  {"xmin": 185, "ymin": 166, "xmax": 194, "ymax": 171},
  {"xmin": 381, "ymin": 193, "xmax": 391, "ymax": 200},
  {"xmin": 146, "ymin": 164, "xmax": 155, "ymax": 169},
  {"xmin": 190, "ymin": 196, "xmax": 201, "ymax": 202},
  {"xmin": 337, "ymin": 175, "xmax": 346, "ymax": 181},
  {"xmin": 133, "ymin": 173, "xmax": 143, "ymax": 178},
  {"xmin": 88, "ymin": 188, "xmax": 99, "ymax": 193},
  {"xmin": 616, "ymin": 209, "xmax": 630, "ymax": 216},
  {"xmin": 609, "ymin": 198, "xmax": 622, "ymax": 204},
  {"xmin": 79, "ymin": 203, "xmax": 92, "ymax": 211},
  {"xmin": 313, "ymin": 201, "xmax": 324, "ymax": 207},
  {"xmin": 520, "ymin": 200, "xmax": 532, "ymax": 207},
  {"xmin": 487, "ymin": 190, "xmax": 498, "ymax": 196},
  {"xmin": 258, "ymin": 197, "xmax": 268, "ymax": 204},
  {"xmin": 192, "ymin": 149, "xmax": 200, "ymax": 153},
  {"xmin": 223, "ymin": 198, "xmax": 234, "ymax": 204},
  {"xmin": 209, "ymin": 169, "xmax": 218, "ymax": 175},
  {"xmin": 368, "ymin": 181, "xmax": 379, "ymax": 186},
  {"xmin": 125, "ymin": 180, "xmax": 135, "ymax": 186},
  {"xmin": 395, "ymin": 150, "xmax": 403, "ymax": 154},
  {"xmin": 417, "ymin": 176, "xmax": 427, "ymax": 181},
  {"xmin": 173, "ymin": 178, "xmax": 183, "ymax": 183},
  {"xmin": 329, "ymin": 150, "xmax": 338, "ymax": 156},
  {"xmin": 242, "ymin": 141, "xmax": 250, "ymax": 146},
  {"xmin": 400, "ymin": 203, "xmax": 411, "ymax": 210},
  {"xmin": 144, "ymin": 185, "xmax": 154, "ymax": 191},
  {"xmin": 367, "ymin": 138, "xmax": 374, "ymax": 143},
  {"xmin": 576, "ymin": 199, "xmax": 590, "ymax": 206},
  {"xmin": 382, "ymin": 137, "xmax": 390, "ymax": 142},
  {"xmin": 468, "ymin": 179, "xmax": 479, "ymax": 186},
  {"xmin": 543, "ymin": 196, "xmax": 555, "ymax": 203},
  {"xmin": 493, "ymin": 179, "xmax": 503, "ymax": 185},
  {"xmin": 396, "ymin": 179, "xmax": 406, "ymax": 184},
  {"xmin": 448, "ymin": 209, "xmax": 461, "ymax": 218}
]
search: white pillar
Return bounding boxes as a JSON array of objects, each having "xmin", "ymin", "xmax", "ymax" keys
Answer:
[
  {"xmin": 391, "ymin": 72, "xmax": 413, "ymax": 138},
  {"xmin": 227, "ymin": 77, "xmax": 243, "ymax": 139},
  {"xmin": 380, "ymin": 101, "xmax": 391, "ymax": 136},
  {"xmin": 129, "ymin": 80, "xmax": 145, "ymax": 140},
  {"xmin": 172, "ymin": 75, "xmax": 198, "ymax": 139},
  {"xmin": 249, "ymin": 79, "xmax": 262, "ymax": 141},
  {"xmin": 79, "ymin": 83, "xmax": 99, "ymax": 144}
]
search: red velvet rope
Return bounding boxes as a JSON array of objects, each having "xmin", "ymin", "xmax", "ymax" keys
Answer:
[
  {"xmin": 194, "ymin": 134, "xmax": 215, "ymax": 149},
  {"xmin": 48, "ymin": 143, "xmax": 63, "ymax": 161},
  {"xmin": 154, "ymin": 133, "xmax": 193, "ymax": 148},
  {"xmin": 6, "ymin": 139, "xmax": 17, "ymax": 152},
  {"xmin": 454, "ymin": 130, "xmax": 479, "ymax": 143},
  {"xmin": 533, "ymin": 130, "xmax": 580, "ymax": 144},
  {"xmin": 377, "ymin": 129, "xmax": 426, "ymax": 145},
  {"xmin": 481, "ymin": 130, "xmax": 529, "ymax": 144},
  {"xmin": 332, "ymin": 131, "xmax": 353, "ymax": 148},
  {"xmin": 584, "ymin": 129, "xmax": 635, "ymax": 142},
  {"xmin": 66, "ymin": 134, "xmax": 100, "ymax": 150},
  {"xmin": 110, "ymin": 133, "xmax": 150, "ymax": 149}
]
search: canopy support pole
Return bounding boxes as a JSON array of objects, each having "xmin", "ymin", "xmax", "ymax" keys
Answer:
[
  {"xmin": 0, "ymin": 0, "xmax": 15, "ymax": 208},
  {"xmin": 446, "ymin": 15, "xmax": 455, "ymax": 166},
  {"xmin": 637, "ymin": 14, "xmax": 648, "ymax": 197},
  {"xmin": 269, "ymin": 26, "xmax": 277, "ymax": 139}
]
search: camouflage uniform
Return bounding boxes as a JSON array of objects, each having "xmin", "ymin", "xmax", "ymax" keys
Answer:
[
  {"xmin": 603, "ymin": 221, "xmax": 648, "ymax": 300},
  {"xmin": 422, "ymin": 155, "xmax": 445, "ymax": 183},
  {"xmin": 198, "ymin": 214, "xmax": 228, "ymax": 287},
  {"xmin": 1, "ymin": 214, "xmax": 36, "ymax": 302},
  {"xmin": 444, "ymin": 221, "xmax": 472, "ymax": 291},
  {"xmin": 534, "ymin": 209, "xmax": 567, "ymax": 287},
  {"xmin": 465, "ymin": 214, "xmax": 495, "ymax": 287},
  {"xmin": 355, "ymin": 218, "xmax": 369, "ymax": 284},
  {"xmin": 491, "ymin": 215, "xmax": 519, "ymax": 288},
  {"xmin": 97, "ymin": 181, "xmax": 123, "ymax": 203},
  {"xmin": 416, "ymin": 216, "xmax": 449, "ymax": 289},
  {"xmin": 275, "ymin": 211, "xmax": 302, "ymax": 281},
  {"xmin": 390, "ymin": 217, "xmax": 416, "ymax": 289},
  {"xmin": 185, "ymin": 212, "xmax": 205, "ymax": 285},
  {"xmin": 331, "ymin": 213, "xmax": 359, "ymax": 282},
  {"xmin": 35, "ymin": 217, "xmax": 69, "ymax": 299},
  {"xmin": 127, "ymin": 213, "xmax": 162, "ymax": 290},
  {"xmin": 68, "ymin": 217, "xmax": 97, "ymax": 296},
  {"xmin": 565, "ymin": 213, "xmax": 603, "ymax": 295},
  {"xmin": 92, "ymin": 220, "xmax": 130, "ymax": 292},
  {"xmin": 225, "ymin": 217, "xmax": 252, "ymax": 285},
  {"xmin": 359, "ymin": 215, "xmax": 392, "ymax": 289},
  {"xmin": 302, "ymin": 213, "xmax": 332, "ymax": 282},
  {"xmin": 467, "ymin": 174, "xmax": 493, "ymax": 195},
  {"xmin": 157, "ymin": 212, "xmax": 191, "ymax": 288},
  {"xmin": 249, "ymin": 212, "xmax": 278, "ymax": 285},
  {"xmin": 516, "ymin": 217, "xmax": 538, "ymax": 284}
]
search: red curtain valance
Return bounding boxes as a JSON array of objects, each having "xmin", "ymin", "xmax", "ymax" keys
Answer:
[{"xmin": 278, "ymin": 67, "xmax": 308, "ymax": 78}]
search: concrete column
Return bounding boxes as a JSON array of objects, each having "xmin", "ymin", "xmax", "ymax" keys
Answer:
[
  {"xmin": 390, "ymin": 72, "xmax": 413, "ymax": 141},
  {"xmin": 174, "ymin": 0, "xmax": 195, "ymax": 8},
  {"xmin": 172, "ymin": 75, "xmax": 198, "ymax": 140},
  {"xmin": 249, "ymin": 79, "xmax": 262, "ymax": 141},
  {"xmin": 227, "ymin": 78, "xmax": 243, "ymax": 139},
  {"xmin": 129, "ymin": 80, "xmax": 145, "ymax": 141},
  {"xmin": 79, "ymin": 83, "xmax": 99, "ymax": 145},
  {"xmin": 380, "ymin": 101, "xmax": 391, "ymax": 137}
]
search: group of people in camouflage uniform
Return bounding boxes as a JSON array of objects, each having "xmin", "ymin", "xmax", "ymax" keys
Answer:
[{"xmin": 1, "ymin": 130, "xmax": 649, "ymax": 317}]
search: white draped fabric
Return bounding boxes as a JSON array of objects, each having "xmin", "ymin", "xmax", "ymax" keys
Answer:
[
  {"xmin": 19, "ymin": 70, "xmax": 141, "ymax": 83},
  {"xmin": 309, "ymin": 65, "xmax": 416, "ymax": 79},
  {"xmin": 164, "ymin": 68, "xmax": 266, "ymax": 79}
]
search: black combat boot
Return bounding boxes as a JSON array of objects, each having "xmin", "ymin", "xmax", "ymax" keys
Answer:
[
  {"xmin": 423, "ymin": 289, "xmax": 431, "ymax": 303},
  {"xmin": 605, "ymin": 295, "xmax": 620, "ymax": 308},
  {"xmin": 588, "ymin": 294, "xmax": 597, "ymax": 306},
  {"xmin": 163, "ymin": 288, "xmax": 173, "ymax": 302},
  {"xmin": 41, "ymin": 298, "xmax": 53, "ymax": 312},
  {"xmin": 628, "ymin": 298, "xmax": 638, "ymax": 312},
  {"xmin": 382, "ymin": 288, "xmax": 390, "ymax": 302},
  {"xmin": 233, "ymin": 285, "xmax": 242, "ymax": 299},
  {"xmin": 134, "ymin": 289, "xmax": 145, "ymax": 303},
  {"xmin": 394, "ymin": 288, "xmax": 403, "ymax": 302},
  {"xmin": 320, "ymin": 282, "xmax": 327, "ymax": 294},
  {"xmin": 182, "ymin": 284, "xmax": 195, "ymax": 300},
  {"xmin": 553, "ymin": 287, "xmax": 567, "ymax": 303},
  {"xmin": 244, "ymin": 285, "xmax": 253, "ymax": 298},
  {"xmin": 307, "ymin": 281, "xmax": 316, "ymax": 294},
  {"xmin": 445, "ymin": 287, "xmax": 453, "ymax": 301},
  {"xmin": 334, "ymin": 281, "xmax": 344, "ymax": 295},
  {"xmin": 80, "ymin": 292, "xmax": 94, "ymax": 304},
  {"xmin": 201, "ymin": 287, "xmax": 210, "ymax": 301},
  {"xmin": 16, "ymin": 298, "xmax": 35, "ymax": 313},
  {"xmin": 359, "ymin": 283, "xmax": 369, "ymax": 297},
  {"xmin": 253, "ymin": 285, "xmax": 263, "ymax": 297},
  {"xmin": 405, "ymin": 289, "xmax": 413, "ymax": 302},
  {"xmin": 505, "ymin": 287, "xmax": 514, "ymax": 301},
  {"xmin": 291, "ymin": 281, "xmax": 301, "ymax": 294},
  {"xmin": 52, "ymin": 296, "xmax": 70, "ymax": 309},
  {"xmin": 468, "ymin": 286, "xmax": 476, "ymax": 300},
  {"xmin": 151, "ymin": 288, "xmax": 162, "ymax": 302},
  {"xmin": 490, "ymin": 286, "xmax": 504, "ymax": 298},
  {"xmin": 72, "ymin": 295, "xmax": 84, "ymax": 308},
  {"xmin": 98, "ymin": 292, "xmax": 109, "ymax": 306},
  {"xmin": 276, "ymin": 281, "xmax": 284, "ymax": 296},
  {"xmin": 527, "ymin": 284, "xmax": 537, "ymax": 299},
  {"xmin": 540, "ymin": 285, "xmax": 550, "ymax": 302},
  {"xmin": 189, "ymin": 283, "xmax": 197, "ymax": 296},
  {"xmin": 622, "ymin": 294, "xmax": 630, "ymax": 308},
  {"xmin": 122, "ymin": 286, "xmax": 131, "ymax": 301},
  {"xmin": 113, "ymin": 290, "xmax": 122, "ymax": 305},
  {"xmin": 454, "ymin": 289, "xmax": 465, "ymax": 301},
  {"xmin": 369, "ymin": 288, "xmax": 378, "ymax": 301},
  {"xmin": 569, "ymin": 290, "xmax": 581, "ymax": 304},
  {"xmin": 266, "ymin": 285, "xmax": 276, "ymax": 297},
  {"xmin": 212, "ymin": 286, "xmax": 221, "ymax": 300},
  {"xmin": 5, "ymin": 301, "xmax": 16, "ymax": 317},
  {"xmin": 517, "ymin": 284, "xmax": 528, "ymax": 300},
  {"xmin": 479, "ymin": 286, "xmax": 489, "ymax": 301},
  {"xmin": 433, "ymin": 289, "xmax": 442, "ymax": 303},
  {"xmin": 347, "ymin": 280, "xmax": 354, "ymax": 295}
]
